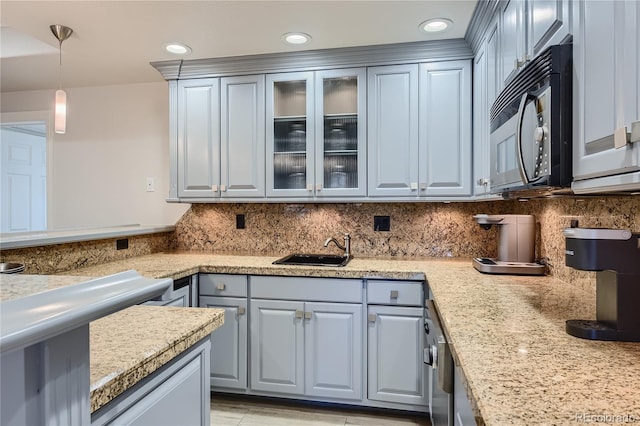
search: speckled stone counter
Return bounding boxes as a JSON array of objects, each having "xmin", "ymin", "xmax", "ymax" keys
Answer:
[
  {"xmin": 90, "ymin": 305, "xmax": 223, "ymax": 412},
  {"xmin": 60, "ymin": 252, "xmax": 640, "ymax": 425},
  {"xmin": 0, "ymin": 273, "xmax": 224, "ymax": 414}
]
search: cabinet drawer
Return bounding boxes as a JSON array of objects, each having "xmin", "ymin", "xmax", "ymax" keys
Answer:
[
  {"xmin": 199, "ymin": 274, "xmax": 247, "ymax": 297},
  {"xmin": 367, "ymin": 280, "xmax": 424, "ymax": 306},
  {"xmin": 251, "ymin": 276, "xmax": 363, "ymax": 303}
]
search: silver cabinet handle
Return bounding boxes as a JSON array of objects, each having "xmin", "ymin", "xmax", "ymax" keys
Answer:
[
  {"xmin": 220, "ymin": 185, "xmax": 227, "ymax": 192},
  {"xmin": 390, "ymin": 290, "xmax": 399, "ymax": 299},
  {"xmin": 410, "ymin": 182, "xmax": 418, "ymax": 191},
  {"xmin": 237, "ymin": 306, "xmax": 246, "ymax": 315},
  {"xmin": 306, "ymin": 184, "xmax": 313, "ymax": 191},
  {"xmin": 368, "ymin": 313, "xmax": 376, "ymax": 323},
  {"xmin": 216, "ymin": 283, "xmax": 226, "ymax": 291},
  {"xmin": 304, "ymin": 311, "xmax": 312, "ymax": 320},
  {"xmin": 212, "ymin": 184, "xmax": 219, "ymax": 192},
  {"xmin": 295, "ymin": 310, "xmax": 304, "ymax": 319},
  {"xmin": 316, "ymin": 183, "xmax": 322, "ymax": 191}
]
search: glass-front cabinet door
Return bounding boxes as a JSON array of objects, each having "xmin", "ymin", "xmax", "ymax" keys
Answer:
[
  {"xmin": 315, "ymin": 68, "xmax": 367, "ymax": 197},
  {"xmin": 266, "ymin": 72, "xmax": 314, "ymax": 197}
]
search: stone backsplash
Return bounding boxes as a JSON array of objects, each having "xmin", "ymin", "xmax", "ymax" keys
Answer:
[
  {"xmin": 0, "ymin": 232, "xmax": 172, "ymax": 275},
  {"xmin": 171, "ymin": 196, "xmax": 640, "ymax": 293}
]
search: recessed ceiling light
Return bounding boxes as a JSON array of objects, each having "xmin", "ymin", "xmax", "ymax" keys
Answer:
[
  {"xmin": 163, "ymin": 42, "xmax": 192, "ymax": 55},
  {"xmin": 282, "ymin": 32, "xmax": 311, "ymax": 45},
  {"xmin": 419, "ymin": 18, "xmax": 453, "ymax": 34}
]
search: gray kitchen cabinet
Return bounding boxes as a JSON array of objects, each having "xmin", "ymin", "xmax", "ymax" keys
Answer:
[
  {"xmin": 572, "ymin": 0, "xmax": 640, "ymax": 192},
  {"xmin": 500, "ymin": 0, "xmax": 526, "ymax": 86},
  {"xmin": 177, "ymin": 78, "xmax": 220, "ymax": 198},
  {"xmin": 266, "ymin": 68, "xmax": 367, "ymax": 198},
  {"xmin": 367, "ymin": 64, "xmax": 420, "ymax": 197},
  {"xmin": 91, "ymin": 338, "xmax": 211, "ymax": 426},
  {"xmin": 473, "ymin": 40, "xmax": 491, "ymax": 197},
  {"xmin": 249, "ymin": 276, "xmax": 363, "ymax": 401},
  {"xmin": 220, "ymin": 74, "xmax": 266, "ymax": 198},
  {"xmin": 527, "ymin": 0, "xmax": 572, "ymax": 58},
  {"xmin": 486, "ymin": 16, "xmax": 501, "ymax": 107},
  {"xmin": 419, "ymin": 60, "xmax": 472, "ymax": 197},
  {"xmin": 315, "ymin": 68, "xmax": 368, "ymax": 198},
  {"xmin": 199, "ymin": 274, "xmax": 248, "ymax": 391},
  {"xmin": 366, "ymin": 279, "xmax": 428, "ymax": 408}
]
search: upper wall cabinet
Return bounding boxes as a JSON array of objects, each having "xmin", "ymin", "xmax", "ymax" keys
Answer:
[
  {"xmin": 177, "ymin": 79, "xmax": 220, "ymax": 198},
  {"xmin": 571, "ymin": 0, "xmax": 640, "ymax": 193},
  {"xmin": 265, "ymin": 69, "xmax": 367, "ymax": 199},
  {"xmin": 419, "ymin": 60, "xmax": 472, "ymax": 197},
  {"xmin": 367, "ymin": 64, "xmax": 420, "ymax": 197},
  {"xmin": 500, "ymin": 0, "xmax": 572, "ymax": 86},
  {"xmin": 221, "ymin": 75, "xmax": 266, "ymax": 198}
]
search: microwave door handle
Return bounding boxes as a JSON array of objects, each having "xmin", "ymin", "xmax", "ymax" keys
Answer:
[{"xmin": 515, "ymin": 93, "xmax": 536, "ymax": 185}]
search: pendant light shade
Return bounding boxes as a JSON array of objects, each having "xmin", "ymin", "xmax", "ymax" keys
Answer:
[
  {"xmin": 54, "ymin": 89, "xmax": 67, "ymax": 134},
  {"xmin": 50, "ymin": 24, "xmax": 73, "ymax": 134}
]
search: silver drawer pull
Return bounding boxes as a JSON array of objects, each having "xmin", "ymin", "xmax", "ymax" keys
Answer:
[
  {"xmin": 216, "ymin": 283, "xmax": 226, "ymax": 291},
  {"xmin": 295, "ymin": 310, "xmax": 304, "ymax": 319},
  {"xmin": 237, "ymin": 306, "xmax": 246, "ymax": 315},
  {"xmin": 368, "ymin": 313, "xmax": 376, "ymax": 323},
  {"xmin": 390, "ymin": 290, "xmax": 399, "ymax": 299},
  {"xmin": 304, "ymin": 311, "xmax": 312, "ymax": 320}
]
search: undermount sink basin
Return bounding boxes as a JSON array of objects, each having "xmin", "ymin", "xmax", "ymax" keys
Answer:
[{"xmin": 273, "ymin": 253, "xmax": 351, "ymax": 267}]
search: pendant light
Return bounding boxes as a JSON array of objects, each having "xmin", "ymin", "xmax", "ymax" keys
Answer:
[{"xmin": 50, "ymin": 24, "xmax": 73, "ymax": 134}]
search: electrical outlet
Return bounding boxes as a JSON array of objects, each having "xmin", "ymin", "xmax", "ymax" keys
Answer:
[
  {"xmin": 116, "ymin": 239, "xmax": 129, "ymax": 250},
  {"xmin": 146, "ymin": 177, "xmax": 155, "ymax": 192},
  {"xmin": 374, "ymin": 216, "xmax": 390, "ymax": 231},
  {"xmin": 236, "ymin": 214, "xmax": 245, "ymax": 229}
]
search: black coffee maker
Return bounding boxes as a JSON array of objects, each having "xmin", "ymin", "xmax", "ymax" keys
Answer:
[{"xmin": 564, "ymin": 227, "xmax": 640, "ymax": 342}]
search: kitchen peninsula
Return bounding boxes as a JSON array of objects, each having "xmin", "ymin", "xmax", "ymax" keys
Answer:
[
  {"xmin": 0, "ymin": 271, "xmax": 224, "ymax": 426},
  {"xmin": 56, "ymin": 252, "xmax": 640, "ymax": 425}
]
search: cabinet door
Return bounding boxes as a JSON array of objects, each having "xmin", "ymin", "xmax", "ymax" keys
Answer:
[
  {"xmin": 501, "ymin": 0, "xmax": 526, "ymax": 85},
  {"xmin": 473, "ymin": 41, "xmax": 490, "ymax": 197},
  {"xmin": 221, "ymin": 75, "xmax": 265, "ymax": 198},
  {"xmin": 250, "ymin": 299, "xmax": 304, "ymax": 395},
  {"xmin": 419, "ymin": 60, "xmax": 472, "ymax": 197},
  {"xmin": 486, "ymin": 17, "xmax": 501, "ymax": 107},
  {"xmin": 528, "ymin": 0, "xmax": 571, "ymax": 57},
  {"xmin": 266, "ymin": 72, "xmax": 315, "ymax": 198},
  {"xmin": 573, "ymin": 0, "xmax": 640, "ymax": 181},
  {"xmin": 367, "ymin": 305, "xmax": 427, "ymax": 406},
  {"xmin": 367, "ymin": 64, "xmax": 419, "ymax": 197},
  {"xmin": 315, "ymin": 68, "xmax": 367, "ymax": 197},
  {"xmin": 199, "ymin": 296, "xmax": 247, "ymax": 390},
  {"xmin": 304, "ymin": 302, "xmax": 362, "ymax": 400},
  {"xmin": 177, "ymin": 79, "xmax": 220, "ymax": 198}
]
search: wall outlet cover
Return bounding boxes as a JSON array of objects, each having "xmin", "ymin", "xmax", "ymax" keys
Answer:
[
  {"xmin": 116, "ymin": 238, "xmax": 129, "ymax": 250},
  {"xmin": 236, "ymin": 214, "xmax": 246, "ymax": 229},
  {"xmin": 374, "ymin": 216, "xmax": 391, "ymax": 232}
]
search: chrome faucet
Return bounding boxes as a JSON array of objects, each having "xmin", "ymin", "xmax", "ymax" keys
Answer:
[{"xmin": 324, "ymin": 233, "xmax": 351, "ymax": 258}]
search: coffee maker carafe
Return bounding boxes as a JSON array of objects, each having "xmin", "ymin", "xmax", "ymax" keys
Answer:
[{"xmin": 472, "ymin": 214, "xmax": 545, "ymax": 275}]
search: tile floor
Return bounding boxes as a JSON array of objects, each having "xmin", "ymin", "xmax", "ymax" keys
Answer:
[{"xmin": 210, "ymin": 394, "xmax": 431, "ymax": 426}]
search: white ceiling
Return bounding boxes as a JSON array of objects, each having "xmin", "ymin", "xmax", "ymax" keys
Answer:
[{"xmin": 0, "ymin": 1, "xmax": 477, "ymax": 93}]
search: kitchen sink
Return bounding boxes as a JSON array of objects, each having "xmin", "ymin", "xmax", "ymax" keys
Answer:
[{"xmin": 273, "ymin": 253, "xmax": 351, "ymax": 267}]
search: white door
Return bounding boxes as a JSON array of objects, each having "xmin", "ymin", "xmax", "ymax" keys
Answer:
[
  {"xmin": 528, "ymin": 0, "xmax": 572, "ymax": 57},
  {"xmin": 473, "ymin": 41, "xmax": 491, "ymax": 197},
  {"xmin": 177, "ymin": 79, "xmax": 220, "ymax": 198},
  {"xmin": 419, "ymin": 60, "xmax": 472, "ymax": 197},
  {"xmin": 367, "ymin": 305, "xmax": 428, "ymax": 406},
  {"xmin": 221, "ymin": 75, "xmax": 265, "ymax": 198},
  {"xmin": 0, "ymin": 124, "xmax": 47, "ymax": 233},
  {"xmin": 199, "ymin": 296, "xmax": 247, "ymax": 390},
  {"xmin": 250, "ymin": 299, "xmax": 304, "ymax": 395},
  {"xmin": 501, "ymin": 0, "xmax": 526, "ymax": 85},
  {"xmin": 367, "ymin": 64, "xmax": 419, "ymax": 197},
  {"xmin": 304, "ymin": 302, "xmax": 363, "ymax": 400}
]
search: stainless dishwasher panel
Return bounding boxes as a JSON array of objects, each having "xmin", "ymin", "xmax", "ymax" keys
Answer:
[{"xmin": 425, "ymin": 298, "xmax": 453, "ymax": 426}]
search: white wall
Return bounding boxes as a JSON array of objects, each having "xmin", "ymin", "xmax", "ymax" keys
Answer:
[{"xmin": 0, "ymin": 83, "xmax": 189, "ymax": 229}]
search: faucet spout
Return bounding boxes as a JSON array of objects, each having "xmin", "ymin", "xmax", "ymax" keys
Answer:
[{"xmin": 323, "ymin": 233, "xmax": 351, "ymax": 258}]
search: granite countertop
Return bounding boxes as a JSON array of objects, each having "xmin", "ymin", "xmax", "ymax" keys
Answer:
[
  {"xmin": 59, "ymin": 252, "xmax": 640, "ymax": 425},
  {"xmin": 0, "ymin": 273, "xmax": 224, "ymax": 414}
]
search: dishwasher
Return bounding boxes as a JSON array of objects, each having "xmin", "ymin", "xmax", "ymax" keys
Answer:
[{"xmin": 424, "ymin": 294, "xmax": 454, "ymax": 426}]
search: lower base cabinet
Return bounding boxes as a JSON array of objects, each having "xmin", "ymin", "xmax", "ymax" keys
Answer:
[
  {"xmin": 367, "ymin": 305, "xmax": 428, "ymax": 407},
  {"xmin": 91, "ymin": 338, "xmax": 211, "ymax": 426},
  {"xmin": 250, "ymin": 299, "xmax": 363, "ymax": 400},
  {"xmin": 454, "ymin": 366, "xmax": 476, "ymax": 426}
]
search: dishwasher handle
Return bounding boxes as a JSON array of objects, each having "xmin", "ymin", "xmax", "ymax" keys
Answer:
[{"xmin": 437, "ymin": 336, "xmax": 454, "ymax": 394}]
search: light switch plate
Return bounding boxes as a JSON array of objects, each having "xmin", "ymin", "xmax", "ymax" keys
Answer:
[{"xmin": 146, "ymin": 177, "xmax": 155, "ymax": 192}]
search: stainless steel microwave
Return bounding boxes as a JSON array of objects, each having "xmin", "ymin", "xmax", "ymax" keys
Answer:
[{"xmin": 489, "ymin": 43, "xmax": 573, "ymax": 197}]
